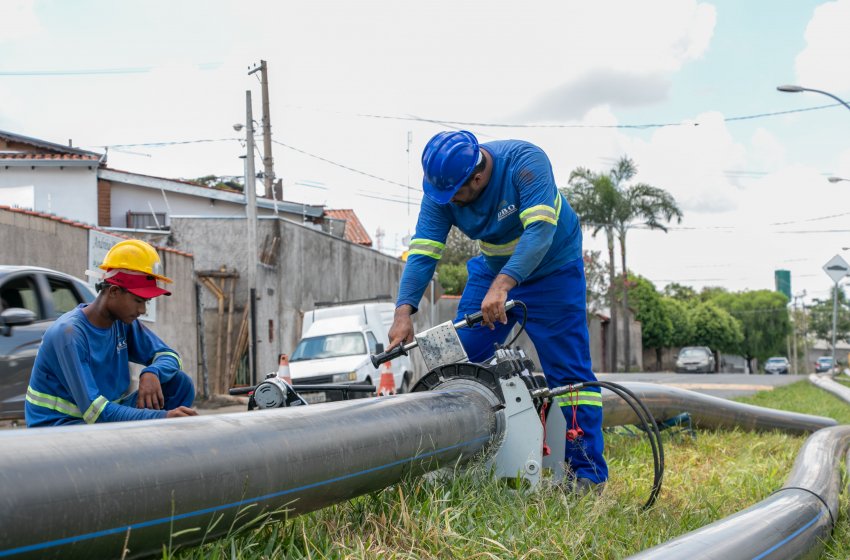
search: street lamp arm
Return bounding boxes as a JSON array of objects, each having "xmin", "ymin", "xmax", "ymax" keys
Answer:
[{"xmin": 777, "ymin": 84, "xmax": 850, "ymax": 113}]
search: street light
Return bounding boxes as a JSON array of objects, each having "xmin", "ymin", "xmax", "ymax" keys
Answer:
[
  {"xmin": 777, "ymin": 84, "xmax": 850, "ymax": 112},
  {"xmin": 828, "ymin": 176, "xmax": 849, "ymax": 184}
]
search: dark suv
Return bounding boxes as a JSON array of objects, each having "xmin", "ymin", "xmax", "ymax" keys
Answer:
[{"xmin": 0, "ymin": 266, "xmax": 96, "ymax": 419}]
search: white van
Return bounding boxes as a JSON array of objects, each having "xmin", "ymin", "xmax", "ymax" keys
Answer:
[{"xmin": 288, "ymin": 301, "xmax": 414, "ymax": 402}]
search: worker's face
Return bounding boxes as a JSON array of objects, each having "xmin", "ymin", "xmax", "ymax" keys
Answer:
[
  {"xmin": 108, "ymin": 287, "xmax": 149, "ymax": 324},
  {"xmin": 450, "ymin": 173, "xmax": 486, "ymax": 207}
]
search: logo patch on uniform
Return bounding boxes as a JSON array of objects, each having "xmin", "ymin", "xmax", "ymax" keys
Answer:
[
  {"xmin": 117, "ymin": 337, "xmax": 127, "ymax": 352},
  {"xmin": 497, "ymin": 202, "xmax": 517, "ymax": 221}
]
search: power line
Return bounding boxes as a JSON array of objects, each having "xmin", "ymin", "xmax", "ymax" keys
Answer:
[
  {"xmin": 0, "ymin": 63, "xmax": 221, "ymax": 76},
  {"xmin": 272, "ymin": 139, "xmax": 417, "ymax": 192}
]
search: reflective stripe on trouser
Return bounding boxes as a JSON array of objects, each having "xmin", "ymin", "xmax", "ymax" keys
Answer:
[
  {"xmin": 119, "ymin": 370, "xmax": 196, "ymax": 410},
  {"xmin": 454, "ymin": 255, "xmax": 608, "ymax": 483}
]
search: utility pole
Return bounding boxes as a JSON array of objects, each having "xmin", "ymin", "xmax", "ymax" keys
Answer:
[
  {"xmin": 244, "ymin": 90, "xmax": 259, "ymax": 385},
  {"xmin": 249, "ymin": 60, "xmax": 276, "ymax": 200}
]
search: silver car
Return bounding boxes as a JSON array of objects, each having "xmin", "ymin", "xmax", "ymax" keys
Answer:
[
  {"xmin": 764, "ymin": 356, "xmax": 790, "ymax": 375},
  {"xmin": 675, "ymin": 346, "xmax": 716, "ymax": 373},
  {"xmin": 0, "ymin": 266, "xmax": 96, "ymax": 419}
]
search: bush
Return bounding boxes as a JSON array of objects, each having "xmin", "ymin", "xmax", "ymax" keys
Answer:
[{"xmin": 437, "ymin": 263, "xmax": 468, "ymax": 295}]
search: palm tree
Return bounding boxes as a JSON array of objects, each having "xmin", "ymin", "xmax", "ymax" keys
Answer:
[
  {"xmin": 564, "ymin": 157, "xmax": 682, "ymax": 372},
  {"xmin": 611, "ymin": 158, "xmax": 682, "ymax": 371}
]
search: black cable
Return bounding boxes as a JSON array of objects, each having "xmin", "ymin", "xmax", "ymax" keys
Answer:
[
  {"xmin": 504, "ymin": 300, "xmax": 528, "ymax": 348},
  {"xmin": 551, "ymin": 380, "xmax": 664, "ymax": 508},
  {"xmin": 586, "ymin": 381, "xmax": 665, "ymax": 509}
]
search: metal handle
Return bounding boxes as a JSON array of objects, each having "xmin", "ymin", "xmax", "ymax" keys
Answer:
[
  {"xmin": 370, "ymin": 342, "xmax": 414, "ymax": 368},
  {"xmin": 454, "ymin": 299, "xmax": 518, "ymax": 329}
]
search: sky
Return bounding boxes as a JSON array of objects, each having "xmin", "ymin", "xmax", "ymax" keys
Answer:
[{"xmin": 2, "ymin": 0, "xmax": 850, "ymax": 305}]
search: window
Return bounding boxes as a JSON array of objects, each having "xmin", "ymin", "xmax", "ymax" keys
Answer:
[
  {"xmin": 126, "ymin": 211, "xmax": 168, "ymax": 230},
  {"xmin": 47, "ymin": 277, "xmax": 83, "ymax": 317},
  {"xmin": 366, "ymin": 331, "xmax": 379, "ymax": 354},
  {"xmin": 0, "ymin": 275, "xmax": 42, "ymax": 318}
]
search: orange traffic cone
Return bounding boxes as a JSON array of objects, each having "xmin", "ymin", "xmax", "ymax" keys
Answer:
[
  {"xmin": 378, "ymin": 361, "xmax": 396, "ymax": 396},
  {"xmin": 277, "ymin": 353, "xmax": 291, "ymax": 384}
]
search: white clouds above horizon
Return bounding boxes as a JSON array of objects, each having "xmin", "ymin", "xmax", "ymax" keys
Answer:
[{"xmin": 796, "ymin": 0, "xmax": 850, "ymax": 93}]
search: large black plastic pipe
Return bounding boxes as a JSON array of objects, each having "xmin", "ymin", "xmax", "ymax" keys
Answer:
[
  {"xmin": 602, "ymin": 381, "xmax": 836, "ymax": 434},
  {"xmin": 0, "ymin": 389, "xmax": 499, "ymax": 560},
  {"xmin": 0, "ymin": 380, "xmax": 838, "ymax": 560},
  {"xmin": 628, "ymin": 425, "xmax": 850, "ymax": 559}
]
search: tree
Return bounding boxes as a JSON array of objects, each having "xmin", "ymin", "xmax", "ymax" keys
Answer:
[
  {"xmin": 628, "ymin": 274, "xmax": 673, "ymax": 370},
  {"xmin": 808, "ymin": 286, "xmax": 850, "ymax": 351},
  {"xmin": 709, "ymin": 290, "xmax": 790, "ymax": 371},
  {"xmin": 188, "ymin": 175, "xmax": 244, "ymax": 191},
  {"xmin": 435, "ymin": 227, "xmax": 478, "ymax": 295},
  {"xmin": 662, "ymin": 297, "xmax": 694, "ymax": 348},
  {"xmin": 662, "ymin": 282, "xmax": 697, "ymax": 302},
  {"xmin": 583, "ymin": 250, "xmax": 608, "ymax": 315},
  {"xmin": 565, "ymin": 156, "xmax": 682, "ymax": 371},
  {"xmin": 440, "ymin": 226, "xmax": 479, "ymax": 266},
  {"xmin": 689, "ymin": 301, "xmax": 744, "ymax": 366},
  {"xmin": 437, "ymin": 263, "xmax": 468, "ymax": 295}
]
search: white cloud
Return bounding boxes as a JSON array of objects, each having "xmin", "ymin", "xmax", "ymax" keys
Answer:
[
  {"xmin": 749, "ymin": 128, "xmax": 787, "ymax": 171},
  {"xmin": 0, "ymin": 0, "xmax": 43, "ymax": 42},
  {"xmin": 795, "ymin": 0, "xmax": 850, "ymax": 94}
]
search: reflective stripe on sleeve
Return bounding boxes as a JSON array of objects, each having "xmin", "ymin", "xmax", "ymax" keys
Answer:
[
  {"xmin": 153, "ymin": 351, "xmax": 183, "ymax": 371},
  {"xmin": 555, "ymin": 390, "xmax": 603, "ymax": 407},
  {"xmin": 408, "ymin": 239, "xmax": 445, "ymax": 260},
  {"xmin": 480, "ymin": 236, "xmax": 520, "ymax": 257},
  {"xmin": 520, "ymin": 204, "xmax": 557, "ymax": 227},
  {"xmin": 83, "ymin": 396, "xmax": 109, "ymax": 424},
  {"xmin": 25, "ymin": 386, "xmax": 83, "ymax": 418}
]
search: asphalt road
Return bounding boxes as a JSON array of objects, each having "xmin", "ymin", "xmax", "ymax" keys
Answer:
[{"xmin": 598, "ymin": 372, "xmax": 806, "ymax": 400}]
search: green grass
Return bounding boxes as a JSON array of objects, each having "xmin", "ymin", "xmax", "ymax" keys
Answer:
[{"xmin": 173, "ymin": 381, "xmax": 850, "ymax": 559}]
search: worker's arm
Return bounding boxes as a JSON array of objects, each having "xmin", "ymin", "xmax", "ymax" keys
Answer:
[
  {"xmin": 391, "ymin": 199, "xmax": 452, "ymax": 348},
  {"xmin": 128, "ymin": 321, "xmax": 183, "ymax": 410},
  {"xmin": 498, "ymin": 146, "xmax": 561, "ymax": 284},
  {"xmin": 53, "ymin": 327, "xmax": 168, "ymax": 423}
]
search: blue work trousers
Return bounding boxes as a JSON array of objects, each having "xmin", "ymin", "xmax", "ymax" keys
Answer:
[
  {"xmin": 120, "ymin": 371, "xmax": 196, "ymax": 411},
  {"xmin": 454, "ymin": 256, "xmax": 608, "ymax": 483}
]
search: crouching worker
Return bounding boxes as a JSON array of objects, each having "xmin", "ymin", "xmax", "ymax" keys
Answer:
[{"xmin": 25, "ymin": 239, "xmax": 197, "ymax": 427}]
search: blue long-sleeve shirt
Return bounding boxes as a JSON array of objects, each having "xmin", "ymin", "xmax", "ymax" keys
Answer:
[
  {"xmin": 398, "ymin": 140, "xmax": 582, "ymax": 310},
  {"xmin": 25, "ymin": 304, "xmax": 182, "ymax": 427}
]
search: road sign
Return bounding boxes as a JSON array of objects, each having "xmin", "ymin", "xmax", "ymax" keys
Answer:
[{"xmin": 823, "ymin": 254, "xmax": 850, "ymax": 284}]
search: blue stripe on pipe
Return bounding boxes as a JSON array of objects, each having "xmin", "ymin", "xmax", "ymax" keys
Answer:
[
  {"xmin": 0, "ymin": 434, "xmax": 490, "ymax": 557},
  {"xmin": 750, "ymin": 509, "xmax": 825, "ymax": 560}
]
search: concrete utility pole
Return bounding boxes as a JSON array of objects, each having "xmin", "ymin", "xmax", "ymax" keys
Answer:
[
  {"xmin": 244, "ymin": 90, "xmax": 259, "ymax": 384},
  {"xmin": 249, "ymin": 60, "xmax": 276, "ymax": 200}
]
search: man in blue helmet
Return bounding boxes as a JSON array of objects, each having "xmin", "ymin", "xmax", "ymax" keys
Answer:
[{"xmin": 388, "ymin": 130, "xmax": 607, "ymax": 492}]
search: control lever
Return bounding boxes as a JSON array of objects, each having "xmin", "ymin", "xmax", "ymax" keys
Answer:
[{"xmin": 371, "ymin": 300, "xmax": 517, "ymax": 368}]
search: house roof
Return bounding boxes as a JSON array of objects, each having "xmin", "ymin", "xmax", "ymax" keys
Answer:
[
  {"xmin": 324, "ymin": 209, "xmax": 372, "ymax": 246},
  {"xmin": 98, "ymin": 167, "xmax": 326, "ymax": 219},
  {"xmin": 0, "ymin": 130, "xmax": 102, "ymax": 161},
  {"xmin": 0, "ymin": 205, "xmax": 192, "ymax": 258}
]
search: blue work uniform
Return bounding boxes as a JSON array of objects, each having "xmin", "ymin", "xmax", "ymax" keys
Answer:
[
  {"xmin": 398, "ymin": 139, "xmax": 607, "ymax": 483},
  {"xmin": 25, "ymin": 304, "xmax": 194, "ymax": 427}
]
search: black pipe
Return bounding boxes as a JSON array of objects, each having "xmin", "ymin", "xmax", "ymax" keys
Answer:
[
  {"xmin": 602, "ymin": 381, "xmax": 836, "ymax": 434},
  {"xmin": 0, "ymin": 389, "xmax": 500, "ymax": 560},
  {"xmin": 628, "ymin": 425, "xmax": 850, "ymax": 559}
]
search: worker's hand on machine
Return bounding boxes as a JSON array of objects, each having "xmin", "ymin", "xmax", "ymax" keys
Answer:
[
  {"xmin": 138, "ymin": 371, "xmax": 165, "ymax": 410},
  {"xmin": 480, "ymin": 274, "xmax": 516, "ymax": 329},
  {"xmin": 388, "ymin": 304, "xmax": 415, "ymax": 350},
  {"xmin": 166, "ymin": 406, "xmax": 198, "ymax": 418}
]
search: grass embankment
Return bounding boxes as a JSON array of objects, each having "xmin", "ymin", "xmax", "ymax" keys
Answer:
[{"xmin": 175, "ymin": 381, "xmax": 850, "ymax": 559}]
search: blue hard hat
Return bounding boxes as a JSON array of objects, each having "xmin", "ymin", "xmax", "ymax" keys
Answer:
[{"xmin": 421, "ymin": 130, "xmax": 480, "ymax": 204}]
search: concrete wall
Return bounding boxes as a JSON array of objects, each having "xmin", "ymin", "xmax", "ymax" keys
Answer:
[
  {"xmin": 168, "ymin": 215, "xmax": 436, "ymax": 385},
  {"xmin": 0, "ymin": 207, "xmax": 198, "ymax": 390},
  {"xmin": 0, "ymin": 166, "xmax": 98, "ymax": 225}
]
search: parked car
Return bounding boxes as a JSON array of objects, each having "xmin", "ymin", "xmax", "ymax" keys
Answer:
[
  {"xmin": 764, "ymin": 356, "xmax": 790, "ymax": 375},
  {"xmin": 675, "ymin": 346, "xmax": 716, "ymax": 373},
  {"xmin": 815, "ymin": 356, "xmax": 835, "ymax": 374},
  {"xmin": 288, "ymin": 301, "xmax": 414, "ymax": 402},
  {"xmin": 0, "ymin": 266, "xmax": 96, "ymax": 419}
]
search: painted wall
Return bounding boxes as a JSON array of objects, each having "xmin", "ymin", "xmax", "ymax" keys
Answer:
[{"xmin": 0, "ymin": 166, "xmax": 98, "ymax": 225}]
